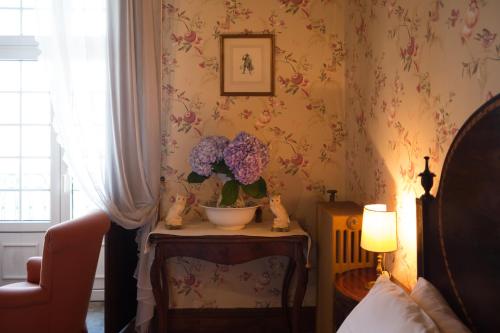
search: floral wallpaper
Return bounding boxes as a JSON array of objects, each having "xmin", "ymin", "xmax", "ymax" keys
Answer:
[
  {"xmin": 160, "ymin": 0, "xmax": 500, "ymax": 309},
  {"xmin": 160, "ymin": 0, "xmax": 346, "ymax": 308},
  {"xmin": 344, "ymin": 0, "xmax": 500, "ymax": 288}
]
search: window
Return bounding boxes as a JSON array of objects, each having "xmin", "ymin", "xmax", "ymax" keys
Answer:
[{"xmin": 0, "ymin": 0, "xmax": 95, "ymax": 231}]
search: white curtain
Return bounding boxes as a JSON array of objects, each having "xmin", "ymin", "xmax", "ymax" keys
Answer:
[{"xmin": 34, "ymin": 0, "xmax": 161, "ymax": 331}]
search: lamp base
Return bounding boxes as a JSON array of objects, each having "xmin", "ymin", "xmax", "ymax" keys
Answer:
[{"xmin": 365, "ymin": 253, "xmax": 385, "ymax": 289}]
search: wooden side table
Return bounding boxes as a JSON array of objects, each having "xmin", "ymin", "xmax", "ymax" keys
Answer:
[
  {"xmin": 149, "ymin": 232, "xmax": 309, "ymax": 333},
  {"xmin": 334, "ymin": 268, "xmax": 376, "ymax": 330}
]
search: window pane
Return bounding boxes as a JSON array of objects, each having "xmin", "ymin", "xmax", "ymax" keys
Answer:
[
  {"xmin": 0, "ymin": 125, "xmax": 20, "ymax": 156},
  {"xmin": 0, "ymin": 158, "xmax": 19, "ymax": 189},
  {"xmin": 0, "ymin": 190, "xmax": 19, "ymax": 220},
  {"xmin": 0, "ymin": 9, "xmax": 20, "ymax": 35},
  {"xmin": 21, "ymin": 0, "xmax": 37, "ymax": 8},
  {"xmin": 22, "ymin": 93, "xmax": 50, "ymax": 124},
  {"xmin": 0, "ymin": 1, "xmax": 20, "ymax": 8},
  {"xmin": 21, "ymin": 125, "xmax": 50, "ymax": 157},
  {"xmin": 21, "ymin": 61, "xmax": 48, "ymax": 92},
  {"xmin": 0, "ymin": 61, "xmax": 20, "ymax": 91},
  {"xmin": 22, "ymin": 157, "xmax": 49, "ymax": 189},
  {"xmin": 21, "ymin": 190, "xmax": 49, "ymax": 220},
  {"xmin": 0, "ymin": 0, "xmax": 20, "ymax": 7},
  {"xmin": 71, "ymin": 177, "xmax": 98, "ymax": 218},
  {"xmin": 21, "ymin": 8, "xmax": 35, "ymax": 35},
  {"xmin": 0, "ymin": 93, "xmax": 20, "ymax": 124}
]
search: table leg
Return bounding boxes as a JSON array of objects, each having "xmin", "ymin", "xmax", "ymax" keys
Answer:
[
  {"xmin": 291, "ymin": 244, "xmax": 308, "ymax": 333},
  {"xmin": 282, "ymin": 257, "xmax": 296, "ymax": 332},
  {"xmin": 161, "ymin": 258, "xmax": 169, "ymax": 333},
  {"xmin": 150, "ymin": 249, "xmax": 168, "ymax": 333}
]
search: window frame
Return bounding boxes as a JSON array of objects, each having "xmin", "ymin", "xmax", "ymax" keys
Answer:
[{"xmin": 0, "ymin": 36, "xmax": 40, "ymax": 61}]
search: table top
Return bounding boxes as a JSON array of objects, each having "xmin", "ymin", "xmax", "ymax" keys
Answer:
[
  {"xmin": 335, "ymin": 268, "xmax": 377, "ymax": 302},
  {"xmin": 149, "ymin": 220, "xmax": 309, "ymax": 239},
  {"xmin": 148, "ymin": 220, "xmax": 312, "ymax": 267}
]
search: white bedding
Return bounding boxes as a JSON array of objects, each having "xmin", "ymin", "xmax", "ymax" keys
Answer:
[
  {"xmin": 410, "ymin": 277, "xmax": 471, "ymax": 333},
  {"xmin": 337, "ymin": 275, "xmax": 440, "ymax": 333}
]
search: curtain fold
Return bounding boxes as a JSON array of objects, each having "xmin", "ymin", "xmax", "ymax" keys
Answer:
[
  {"xmin": 107, "ymin": 1, "xmax": 161, "ymax": 331},
  {"xmin": 35, "ymin": 0, "xmax": 161, "ymax": 331}
]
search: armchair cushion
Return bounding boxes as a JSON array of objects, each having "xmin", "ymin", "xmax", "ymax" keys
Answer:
[
  {"xmin": 26, "ymin": 256, "xmax": 42, "ymax": 284},
  {"xmin": 0, "ymin": 282, "xmax": 49, "ymax": 308}
]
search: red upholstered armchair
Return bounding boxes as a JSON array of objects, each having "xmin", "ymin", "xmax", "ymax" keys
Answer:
[{"xmin": 0, "ymin": 211, "xmax": 110, "ymax": 333}]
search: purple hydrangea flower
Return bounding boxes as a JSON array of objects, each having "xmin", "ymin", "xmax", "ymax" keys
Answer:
[
  {"xmin": 223, "ymin": 132, "xmax": 269, "ymax": 185},
  {"xmin": 189, "ymin": 136, "xmax": 229, "ymax": 176},
  {"xmin": 212, "ymin": 136, "xmax": 230, "ymax": 160}
]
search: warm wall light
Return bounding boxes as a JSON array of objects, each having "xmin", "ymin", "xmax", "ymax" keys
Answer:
[{"xmin": 361, "ymin": 204, "xmax": 397, "ymax": 287}]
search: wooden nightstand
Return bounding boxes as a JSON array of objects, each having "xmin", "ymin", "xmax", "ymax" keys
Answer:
[{"xmin": 334, "ymin": 268, "xmax": 376, "ymax": 331}]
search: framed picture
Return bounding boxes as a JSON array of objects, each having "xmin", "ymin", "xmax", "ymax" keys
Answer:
[{"xmin": 220, "ymin": 34, "xmax": 275, "ymax": 96}]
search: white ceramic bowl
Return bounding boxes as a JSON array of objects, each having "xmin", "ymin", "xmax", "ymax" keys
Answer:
[{"xmin": 201, "ymin": 205, "xmax": 258, "ymax": 231}]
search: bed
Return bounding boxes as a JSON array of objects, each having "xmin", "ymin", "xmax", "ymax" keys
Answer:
[
  {"xmin": 337, "ymin": 94, "xmax": 500, "ymax": 333},
  {"xmin": 417, "ymin": 93, "xmax": 500, "ymax": 332}
]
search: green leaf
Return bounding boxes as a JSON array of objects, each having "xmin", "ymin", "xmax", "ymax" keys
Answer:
[
  {"xmin": 220, "ymin": 180, "xmax": 239, "ymax": 206},
  {"xmin": 212, "ymin": 160, "xmax": 233, "ymax": 177},
  {"xmin": 187, "ymin": 172, "xmax": 208, "ymax": 183},
  {"xmin": 241, "ymin": 177, "xmax": 267, "ymax": 199}
]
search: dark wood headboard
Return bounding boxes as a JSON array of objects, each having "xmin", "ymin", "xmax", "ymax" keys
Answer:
[{"xmin": 416, "ymin": 94, "xmax": 500, "ymax": 333}]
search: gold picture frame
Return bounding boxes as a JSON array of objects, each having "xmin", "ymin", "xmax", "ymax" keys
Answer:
[{"xmin": 220, "ymin": 34, "xmax": 275, "ymax": 96}]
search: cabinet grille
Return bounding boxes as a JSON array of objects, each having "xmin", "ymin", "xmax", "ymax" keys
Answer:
[{"xmin": 334, "ymin": 227, "xmax": 373, "ymax": 274}]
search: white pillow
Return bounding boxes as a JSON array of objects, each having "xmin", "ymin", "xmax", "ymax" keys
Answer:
[
  {"xmin": 338, "ymin": 275, "xmax": 439, "ymax": 333},
  {"xmin": 411, "ymin": 277, "xmax": 471, "ymax": 333}
]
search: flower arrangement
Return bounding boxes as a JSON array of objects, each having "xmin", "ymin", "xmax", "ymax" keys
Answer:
[{"xmin": 188, "ymin": 132, "xmax": 269, "ymax": 207}]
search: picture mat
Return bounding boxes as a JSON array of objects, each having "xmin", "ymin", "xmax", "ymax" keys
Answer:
[{"xmin": 223, "ymin": 38, "xmax": 271, "ymax": 93}]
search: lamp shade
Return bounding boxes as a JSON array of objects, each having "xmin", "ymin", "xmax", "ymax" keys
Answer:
[{"xmin": 361, "ymin": 204, "xmax": 397, "ymax": 253}]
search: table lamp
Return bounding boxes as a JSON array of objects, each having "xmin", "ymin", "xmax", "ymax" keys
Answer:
[{"xmin": 361, "ymin": 204, "xmax": 397, "ymax": 288}]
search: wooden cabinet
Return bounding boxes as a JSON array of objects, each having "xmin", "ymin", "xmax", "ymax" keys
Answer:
[
  {"xmin": 316, "ymin": 202, "xmax": 373, "ymax": 333},
  {"xmin": 334, "ymin": 268, "xmax": 376, "ymax": 330}
]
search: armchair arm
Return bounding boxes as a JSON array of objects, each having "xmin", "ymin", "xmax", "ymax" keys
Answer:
[
  {"xmin": 0, "ymin": 284, "xmax": 49, "ymax": 308},
  {"xmin": 26, "ymin": 256, "xmax": 42, "ymax": 284}
]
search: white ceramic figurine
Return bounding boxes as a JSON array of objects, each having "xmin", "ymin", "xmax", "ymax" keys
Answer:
[
  {"xmin": 164, "ymin": 193, "xmax": 186, "ymax": 229},
  {"xmin": 270, "ymin": 195, "xmax": 290, "ymax": 232}
]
